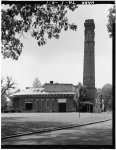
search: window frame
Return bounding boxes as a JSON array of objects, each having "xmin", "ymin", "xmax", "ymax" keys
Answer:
[
  {"xmin": 41, "ymin": 99, "xmax": 44, "ymax": 108},
  {"xmin": 46, "ymin": 99, "xmax": 49, "ymax": 108},
  {"xmin": 36, "ymin": 99, "xmax": 40, "ymax": 108},
  {"xmin": 25, "ymin": 99, "xmax": 32, "ymax": 103}
]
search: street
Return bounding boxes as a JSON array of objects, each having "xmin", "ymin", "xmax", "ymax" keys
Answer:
[{"xmin": 2, "ymin": 120, "xmax": 112, "ymax": 145}]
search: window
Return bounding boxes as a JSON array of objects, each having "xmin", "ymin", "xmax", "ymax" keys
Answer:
[
  {"xmin": 36, "ymin": 99, "xmax": 40, "ymax": 108},
  {"xmin": 46, "ymin": 99, "xmax": 49, "ymax": 107},
  {"xmin": 51, "ymin": 99, "xmax": 54, "ymax": 107},
  {"xmin": 41, "ymin": 99, "xmax": 44, "ymax": 107},
  {"xmin": 25, "ymin": 99, "xmax": 32, "ymax": 103}
]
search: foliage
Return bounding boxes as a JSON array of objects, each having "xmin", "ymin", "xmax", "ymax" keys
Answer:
[
  {"xmin": 74, "ymin": 82, "xmax": 86, "ymax": 112},
  {"xmin": 96, "ymin": 88, "xmax": 104, "ymax": 110},
  {"xmin": 2, "ymin": 2, "xmax": 78, "ymax": 60},
  {"xmin": 1, "ymin": 76, "xmax": 16, "ymax": 111},
  {"xmin": 102, "ymin": 83, "xmax": 112, "ymax": 111},
  {"xmin": 96, "ymin": 84, "xmax": 112, "ymax": 111},
  {"xmin": 32, "ymin": 77, "xmax": 41, "ymax": 88},
  {"xmin": 96, "ymin": 88, "xmax": 102, "ymax": 97},
  {"xmin": 107, "ymin": 5, "xmax": 115, "ymax": 38},
  {"xmin": 1, "ymin": 95, "xmax": 7, "ymax": 112}
]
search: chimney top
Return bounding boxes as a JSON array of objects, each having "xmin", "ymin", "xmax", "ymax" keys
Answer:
[
  {"xmin": 50, "ymin": 81, "xmax": 53, "ymax": 84},
  {"xmin": 85, "ymin": 19, "xmax": 94, "ymax": 23},
  {"xmin": 84, "ymin": 19, "xmax": 95, "ymax": 29}
]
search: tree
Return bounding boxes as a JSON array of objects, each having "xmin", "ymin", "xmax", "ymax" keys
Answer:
[
  {"xmin": 2, "ymin": 2, "xmax": 78, "ymax": 60},
  {"xmin": 96, "ymin": 88, "xmax": 104, "ymax": 111},
  {"xmin": 74, "ymin": 82, "xmax": 86, "ymax": 117},
  {"xmin": 1, "ymin": 76, "xmax": 16, "ymax": 111},
  {"xmin": 32, "ymin": 77, "xmax": 41, "ymax": 88},
  {"xmin": 107, "ymin": 5, "xmax": 115, "ymax": 38},
  {"xmin": 96, "ymin": 84, "xmax": 112, "ymax": 112},
  {"xmin": 101, "ymin": 83, "xmax": 112, "ymax": 111},
  {"xmin": 96, "ymin": 88, "xmax": 102, "ymax": 97}
]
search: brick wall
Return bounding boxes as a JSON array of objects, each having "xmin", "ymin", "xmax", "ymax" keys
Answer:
[
  {"xmin": 85, "ymin": 87, "xmax": 96, "ymax": 101},
  {"xmin": 13, "ymin": 96, "xmax": 76, "ymax": 112},
  {"xmin": 18, "ymin": 98, "xmax": 25, "ymax": 110},
  {"xmin": 13, "ymin": 99, "xmax": 19, "ymax": 108},
  {"xmin": 45, "ymin": 83, "xmax": 75, "ymax": 92},
  {"xmin": 66, "ymin": 99, "xmax": 76, "ymax": 112},
  {"xmin": 35, "ymin": 98, "xmax": 58, "ymax": 112},
  {"xmin": 83, "ymin": 19, "xmax": 95, "ymax": 103}
]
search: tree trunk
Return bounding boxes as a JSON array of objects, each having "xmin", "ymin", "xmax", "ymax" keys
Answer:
[{"xmin": 78, "ymin": 102, "xmax": 80, "ymax": 118}]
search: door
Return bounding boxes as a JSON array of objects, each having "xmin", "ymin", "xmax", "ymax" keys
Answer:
[
  {"xmin": 25, "ymin": 102, "xmax": 33, "ymax": 110},
  {"xmin": 90, "ymin": 105, "xmax": 93, "ymax": 112},
  {"xmin": 59, "ymin": 103, "xmax": 66, "ymax": 112}
]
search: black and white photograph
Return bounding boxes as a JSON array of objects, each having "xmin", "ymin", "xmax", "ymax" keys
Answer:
[{"xmin": 1, "ymin": 0, "xmax": 115, "ymax": 149}]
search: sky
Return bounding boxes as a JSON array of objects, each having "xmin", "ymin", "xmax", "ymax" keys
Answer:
[{"xmin": 1, "ymin": 4, "xmax": 113, "ymax": 90}]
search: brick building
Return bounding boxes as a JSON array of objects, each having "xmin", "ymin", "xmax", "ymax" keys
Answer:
[
  {"xmin": 11, "ymin": 82, "xmax": 77, "ymax": 112},
  {"xmin": 11, "ymin": 81, "xmax": 95, "ymax": 113}
]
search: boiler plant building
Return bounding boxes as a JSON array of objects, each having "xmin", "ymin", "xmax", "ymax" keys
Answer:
[{"xmin": 11, "ymin": 19, "xmax": 98, "ymax": 113}]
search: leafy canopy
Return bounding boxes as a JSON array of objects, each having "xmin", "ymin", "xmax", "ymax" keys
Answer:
[
  {"xmin": 2, "ymin": 2, "xmax": 78, "ymax": 60},
  {"xmin": 107, "ymin": 5, "xmax": 115, "ymax": 38},
  {"xmin": 96, "ymin": 83, "xmax": 112, "ymax": 111},
  {"xmin": 102, "ymin": 83, "xmax": 112, "ymax": 111},
  {"xmin": 74, "ymin": 82, "xmax": 86, "ymax": 103}
]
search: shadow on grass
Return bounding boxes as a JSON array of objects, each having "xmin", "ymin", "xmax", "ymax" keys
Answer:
[
  {"xmin": 2, "ymin": 124, "xmax": 112, "ymax": 145},
  {"xmin": 2, "ymin": 121, "xmax": 69, "ymax": 138}
]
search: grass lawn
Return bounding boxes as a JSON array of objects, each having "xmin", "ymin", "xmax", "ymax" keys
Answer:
[
  {"xmin": 2, "ymin": 112, "xmax": 112, "ymax": 138},
  {"xmin": 2, "ymin": 119, "xmax": 68, "ymax": 138}
]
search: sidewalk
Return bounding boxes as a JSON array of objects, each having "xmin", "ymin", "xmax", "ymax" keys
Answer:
[{"xmin": 2, "ymin": 120, "xmax": 112, "ymax": 146}]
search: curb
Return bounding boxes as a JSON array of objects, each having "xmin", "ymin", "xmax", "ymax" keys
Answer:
[{"xmin": 2, "ymin": 118, "xmax": 111, "ymax": 140}]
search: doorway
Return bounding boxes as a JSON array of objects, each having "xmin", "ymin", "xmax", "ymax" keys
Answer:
[
  {"xmin": 59, "ymin": 103, "xmax": 66, "ymax": 112},
  {"xmin": 25, "ymin": 102, "xmax": 33, "ymax": 110},
  {"xmin": 90, "ymin": 105, "xmax": 93, "ymax": 112},
  {"xmin": 80, "ymin": 104, "xmax": 87, "ymax": 112}
]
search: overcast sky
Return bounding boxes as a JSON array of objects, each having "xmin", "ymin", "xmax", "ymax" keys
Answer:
[{"xmin": 1, "ymin": 4, "xmax": 113, "ymax": 90}]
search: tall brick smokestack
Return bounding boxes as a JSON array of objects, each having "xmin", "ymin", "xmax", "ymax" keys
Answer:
[{"xmin": 83, "ymin": 19, "xmax": 96, "ymax": 102}]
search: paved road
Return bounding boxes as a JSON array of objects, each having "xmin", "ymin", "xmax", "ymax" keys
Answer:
[{"xmin": 2, "ymin": 120, "xmax": 112, "ymax": 145}]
